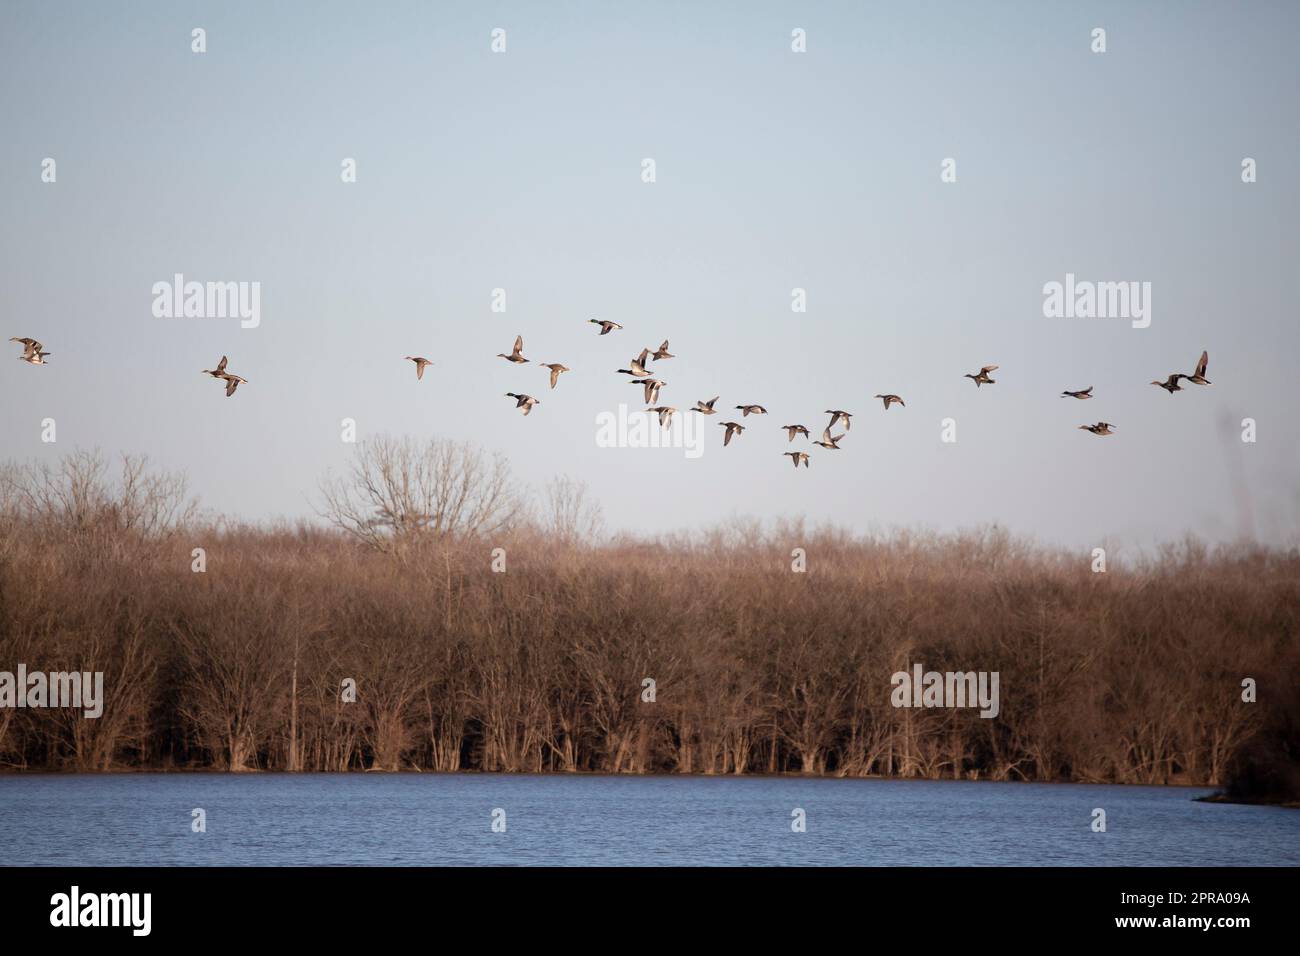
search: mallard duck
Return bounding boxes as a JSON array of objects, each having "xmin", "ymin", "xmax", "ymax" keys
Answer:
[
  {"xmin": 691, "ymin": 396, "xmax": 719, "ymax": 414},
  {"xmin": 650, "ymin": 406, "xmax": 677, "ymax": 427},
  {"xmin": 617, "ymin": 349, "xmax": 653, "ymax": 377},
  {"xmin": 505, "ymin": 392, "xmax": 540, "ymax": 415},
  {"xmin": 635, "ymin": 378, "xmax": 665, "ymax": 404}
]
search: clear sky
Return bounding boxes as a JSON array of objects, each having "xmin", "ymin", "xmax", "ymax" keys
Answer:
[{"xmin": 2, "ymin": 0, "xmax": 1297, "ymax": 550}]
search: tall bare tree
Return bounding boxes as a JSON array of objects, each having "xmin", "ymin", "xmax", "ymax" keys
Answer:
[{"xmin": 319, "ymin": 436, "xmax": 522, "ymax": 553}]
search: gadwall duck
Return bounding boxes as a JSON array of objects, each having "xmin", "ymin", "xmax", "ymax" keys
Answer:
[
  {"xmin": 498, "ymin": 335, "xmax": 528, "ymax": 364},
  {"xmin": 964, "ymin": 365, "xmax": 998, "ymax": 387},
  {"xmin": 540, "ymin": 363, "xmax": 570, "ymax": 389}
]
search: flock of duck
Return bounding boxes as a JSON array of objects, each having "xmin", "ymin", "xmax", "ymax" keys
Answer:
[
  {"xmin": 8, "ymin": 332, "xmax": 1212, "ymax": 468},
  {"xmin": 397, "ymin": 330, "xmax": 1212, "ymax": 469}
]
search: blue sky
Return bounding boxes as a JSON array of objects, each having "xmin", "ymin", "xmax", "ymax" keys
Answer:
[{"xmin": 2, "ymin": 1, "xmax": 1297, "ymax": 549}]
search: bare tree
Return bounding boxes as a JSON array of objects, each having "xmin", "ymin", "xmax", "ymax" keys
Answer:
[
  {"xmin": 0, "ymin": 450, "xmax": 195, "ymax": 538},
  {"xmin": 543, "ymin": 475, "xmax": 604, "ymax": 546},
  {"xmin": 319, "ymin": 436, "xmax": 522, "ymax": 553}
]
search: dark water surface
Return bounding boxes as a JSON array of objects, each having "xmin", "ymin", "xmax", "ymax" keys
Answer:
[{"xmin": 1, "ymin": 774, "xmax": 1295, "ymax": 866}]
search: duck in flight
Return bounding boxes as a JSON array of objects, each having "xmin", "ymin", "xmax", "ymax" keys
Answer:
[
  {"xmin": 650, "ymin": 406, "xmax": 677, "ymax": 427},
  {"xmin": 1061, "ymin": 387, "xmax": 1092, "ymax": 399},
  {"xmin": 630, "ymin": 378, "xmax": 665, "ymax": 404},
  {"xmin": 505, "ymin": 392, "xmax": 540, "ymax": 415},
  {"xmin": 651, "ymin": 340, "xmax": 674, "ymax": 361},
  {"xmin": 589, "ymin": 319, "xmax": 622, "ymax": 335},
  {"xmin": 202, "ymin": 356, "xmax": 247, "ymax": 395},
  {"xmin": 498, "ymin": 335, "xmax": 528, "ymax": 364},
  {"xmin": 202, "ymin": 355, "xmax": 229, "ymax": 379},
  {"xmin": 811, "ymin": 427, "xmax": 844, "ymax": 449},
  {"xmin": 964, "ymin": 365, "xmax": 998, "ymax": 387},
  {"xmin": 1151, "ymin": 373, "xmax": 1185, "ymax": 394},
  {"xmin": 783, "ymin": 451, "xmax": 810, "ymax": 469},
  {"xmin": 10, "ymin": 336, "xmax": 45, "ymax": 360},
  {"xmin": 540, "ymin": 363, "xmax": 570, "ymax": 389},
  {"xmin": 405, "ymin": 356, "xmax": 433, "ymax": 381},
  {"xmin": 691, "ymin": 396, "xmax": 719, "ymax": 415},
  {"xmin": 783, "ymin": 424, "xmax": 810, "ymax": 442},
  {"xmin": 12, "ymin": 337, "xmax": 51, "ymax": 364},
  {"xmin": 1079, "ymin": 422, "xmax": 1117, "ymax": 436},
  {"xmin": 825, "ymin": 409, "xmax": 852, "ymax": 431},
  {"xmin": 875, "ymin": 394, "xmax": 905, "ymax": 410},
  {"xmin": 1184, "ymin": 350, "xmax": 1211, "ymax": 385},
  {"xmin": 719, "ymin": 421, "xmax": 745, "ymax": 446},
  {"xmin": 617, "ymin": 349, "xmax": 653, "ymax": 377},
  {"xmin": 735, "ymin": 404, "xmax": 767, "ymax": 417}
]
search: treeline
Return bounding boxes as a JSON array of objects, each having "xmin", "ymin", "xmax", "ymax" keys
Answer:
[{"xmin": 0, "ymin": 449, "xmax": 1296, "ymax": 800}]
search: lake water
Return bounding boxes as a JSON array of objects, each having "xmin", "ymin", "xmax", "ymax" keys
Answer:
[{"xmin": 1, "ymin": 774, "xmax": 1295, "ymax": 866}]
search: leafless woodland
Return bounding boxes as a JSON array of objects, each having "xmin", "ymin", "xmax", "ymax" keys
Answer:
[{"xmin": 0, "ymin": 443, "xmax": 1295, "ymax": 803}]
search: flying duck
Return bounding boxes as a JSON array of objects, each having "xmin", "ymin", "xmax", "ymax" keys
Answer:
[
  {"xmin": 825, "ymin": 409, "xmax": 852, "ymax": 431},
  {"xmin": 632, "ymin": 378, "xmax": 665, "ymax": 404},
  {"xmin": 964, "ymin": 365, "xmax": 998, "ymax": 387},
  {"xmin": 691, "ymin": 396, "xmax": 720, "ymax": 415},
  {"xmin": 650, "ymin": 406, "xmax": 677, "ymax": 427},
  {"xmin": 498, "ymin": 335, "xmax": 528, "ymax": 364},
  {"xmin": 505, "ymin": 392, "xmax": 540, "ymax": 415},
  {"xmin": 1184, "ymin": 351, "xmax": 1211, "ymax": 385},
  {"xmin": 811, "ymin": 427, "xmax": 844, "ymax": 449},
  {"xmin": 540, "ymin": 363, "xmax": 570, "ymax": 389},
  {"xmin": 1079, "ymin": 422, "xmax": 1117, "ymax": 436},
  {"xmin": 617, "ymin": 349, "xmax": 653, "ymax": 377},
  {"xmin": 201, "ymin": 355, "xmax": 229, "ymax": 379},
  {"xmin": 405, "ymin": 356, "xmax": 433, "ymax": 380}
]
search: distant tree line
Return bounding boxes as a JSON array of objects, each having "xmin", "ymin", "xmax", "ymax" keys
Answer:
[{"xmin": 0, "ymin": 444, "xmax": 1295, "ymax": 803}]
